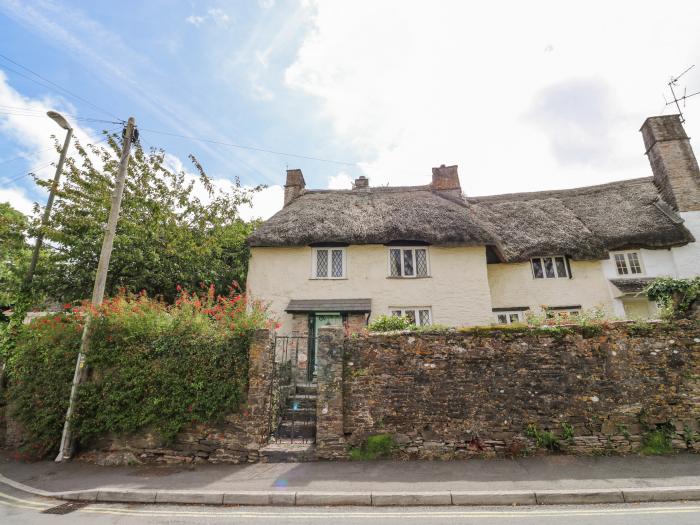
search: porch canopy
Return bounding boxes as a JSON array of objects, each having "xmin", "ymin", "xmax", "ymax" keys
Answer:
[{"xmin": 285, "ymin": 298, "xmax": 371, "ymax": 313}]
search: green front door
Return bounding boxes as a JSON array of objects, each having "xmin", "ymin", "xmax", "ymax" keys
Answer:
[{"xmin": 310, "ymin": 313, "xmax": 342, "ymax": 381}]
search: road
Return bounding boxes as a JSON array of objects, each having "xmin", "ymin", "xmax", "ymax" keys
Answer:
[{"xmin": 3, "ymin": 487, "xmax": 700, "ymax": 525}]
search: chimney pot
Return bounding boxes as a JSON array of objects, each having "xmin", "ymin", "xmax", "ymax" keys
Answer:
[
  {"xmin": 431, "ymin": 164, "xmax": 461, "ymax": 192},
  {"xmin": 353, "ymin": 175, "xmax": 369, "ymax": 189},
  {"xmin": 284, "ymin": 168, "xmax": 306, "ymax": 207}
]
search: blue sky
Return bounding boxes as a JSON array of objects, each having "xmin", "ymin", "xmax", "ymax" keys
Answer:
[{"xmin": 2, "ymin": 1, "xmax": 700, "ymax": 219}]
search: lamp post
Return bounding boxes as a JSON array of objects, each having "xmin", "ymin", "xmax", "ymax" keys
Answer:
[{"xmin": 23, "ymin": 111, "xmax": 73, "ymax": 287}]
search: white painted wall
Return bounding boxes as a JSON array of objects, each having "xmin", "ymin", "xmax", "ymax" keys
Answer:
[
  {"xmin": 672, "ymin": 211, "xmax": 700, "ymax": 278},
  {"xmin": 247, "ymin": 245, "xmax": 494, "ymax": 333},
  {"xmin": 487, "ymin": 260, "xmax": 615, "ymax": 317}
]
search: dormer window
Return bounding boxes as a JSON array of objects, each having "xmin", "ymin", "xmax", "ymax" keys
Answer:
[
  {"xmin": 312, "ymin": 247, "xmax": 346, "ymax": 279},
  {"xmin": 531, "ymin": 256, "xmax": 570, "ymax": 279},
  {"xmin": 388, "ymin": 247, "xmax": 429, "ymax": 278},
  {"xmin": 613, "ymin": 252, "xmax": 643, "ymax": 276}
]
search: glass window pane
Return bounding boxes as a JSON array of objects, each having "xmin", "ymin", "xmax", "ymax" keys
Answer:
[
  {"xmin": 554, "ymin": 256, "xmax": 567, "ymax": 278},
  {"xmin": 509, "ymin": 313, "xmax": 520, "ymax": 323},
  {"xmin": 419, "ymin": 309, "xmax": 430, "ymax": 326},
  {"xmin": 331, "ymin": 249, "xmax": 343, "ymax": 277},
  {"xmin": 404, "ymin": 310, "xmax": 416, "ymax": 324},
  {"xmin": 389, "ymin": 249, "xmax": 401, "ymax": 276},
  {"xmin": 316, "ymin": 249, "xmax": 328, "ymax": 277},
  {"xmin": 544, "ymin": 257, "xmax": 555, "ymax": 278},
  {"xmin": 391, "ymin": 310, "xmax": 402, "ymax": 317},
  {"xmin": 403, "ymin": 249, "xmax": 414, "ymax": 276},
  {"xmin": 628, "ymin": 253, "xmax": 642, "ymax": 274},
  {"xmin": 497, "ymin": 314, "xmax": 507, "ymax": 324},
  {"xmin": 614, "ymin": 254, "xmax": 628, "ymax": 275},
  {"xmin": 532, "ymin": 258, "xmax": 544, "ymax": 279},
  {"xmin": 415, "ymin": 249, "xmax": 428, "ymax": 277}
]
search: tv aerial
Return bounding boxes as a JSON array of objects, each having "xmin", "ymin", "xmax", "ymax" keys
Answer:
[{"xmin": 664, "ymin": 65, "xmax": 700, "ymax": 123}]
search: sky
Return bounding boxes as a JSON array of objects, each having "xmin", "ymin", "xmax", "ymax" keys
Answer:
[{"xmin": 2, "ymin": 0, "xmax": 700, "ymax": 221}]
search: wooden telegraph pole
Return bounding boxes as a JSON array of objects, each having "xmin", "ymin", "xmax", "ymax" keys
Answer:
[{"xmin": 55, "ymin": 117, "xmax": 137, "ymax": 462}]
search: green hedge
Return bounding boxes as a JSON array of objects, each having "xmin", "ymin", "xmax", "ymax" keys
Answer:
[{"xmin": 4, "ymin": 288, "xmax": 270, "ymax": 458}]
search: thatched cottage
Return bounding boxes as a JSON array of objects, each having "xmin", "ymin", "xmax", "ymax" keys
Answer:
[{"xmin": 247, "ymin": 114, "xmax": 699, "ymax": 339}]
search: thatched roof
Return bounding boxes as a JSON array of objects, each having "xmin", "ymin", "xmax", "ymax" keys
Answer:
[
  {"xmin": 248, "ymin": 186, "xmax": 496, "ymax": 247},
  {"xmin": 467, "ymin": 177, "xmax": 693, "ymax": 261},
  {"xmin": 248, "ymin": 177, "xmax": 694, "ymax": 262}
]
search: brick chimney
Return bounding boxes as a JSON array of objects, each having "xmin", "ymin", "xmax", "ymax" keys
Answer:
[
  {"xmin": 353, "ymin": 175, "xmax": 369, "ymax": 189},
  {"xmin": 283, "ymin": 168, "xmax": 305, "ymax": 207},
  {"xmin": 431, "ymin": 164, "xmax": 461, "ymax": 192},
  {"xmin": 641, "ymin": 115, "xmax": 700, "ymax": 212}
]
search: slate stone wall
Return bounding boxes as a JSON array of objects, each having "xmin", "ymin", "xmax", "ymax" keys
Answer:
[{"xmin": 342, "ymin": 321, "xmax": 700, "ymax": 459}]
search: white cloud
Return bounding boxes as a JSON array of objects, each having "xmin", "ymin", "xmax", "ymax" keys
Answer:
[
  {"xmin": 286, "ymin": 0, "xmax": 700, "ymax": 195},
  {"xmin": 327, "ymin": 172, "xmax": 352, "ymax": 189},
  {"xmin": 239, "ymin": 185, "xmax": 283, "ymax": 221},
  {"xmin": 185, "ymin": 15, "xmax": 205, "ymax": 27},
  {"xmin": 258, "ymin": 0, "xmax": 276, "ymax": 9},
  {"xmin": 0, "ymin": 187, "xmax": 34, "ymax": 215}
]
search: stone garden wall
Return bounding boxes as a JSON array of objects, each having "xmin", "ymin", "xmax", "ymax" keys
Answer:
[{"xmin": 331, "ymin": 321, "xmax": 700, "ymax": 459}]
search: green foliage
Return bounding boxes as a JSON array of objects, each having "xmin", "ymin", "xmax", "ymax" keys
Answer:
[
  {"xmin": 640, "ymin": 428, "xmax": 674, "ymax": 456},
  {"xmin": 348, "ymin": 433, "xmax": 396, "ymax": 460},
  {"xmin": 4, "ymin": 287, "xmax": 272, "ymax": 458},
  {"xmin": 645, "ymin": 277, "xmax": 700, "ymax": 320},
  {"xmin": 31, "ymin": 133, "xmax": 262, "ymax": 303},
  {"xmin": 525, "ymin": 424, "xmax": 561, "ymax": 451},
  {"xmin": 367, "ymin": 314, "xmax": 415, "ymax": 332},
  {"xmin": 682, "ymin": 424, "xmax": 697, "ymax": 447},
  {"xmin": 561, "ymin": 422, "xmax": 575, "ymax": 442},
  {"xmin": 0, "ymin": 202, "xmax": 32, "ymax": 308},
  {"xmin": 627, "ymin": 319, "xmax": 655, "ymax": 336}
]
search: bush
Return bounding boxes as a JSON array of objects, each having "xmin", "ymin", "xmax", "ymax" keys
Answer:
[
  {"xmin": 640, "ymin": 429, "xmax": 674, "ymax": 456},
  {"xmin": 367, "ymin": 315, "xmax": 415, "ymax": 332},
  {"xmin": 4, "ymin": 286, "xmax": 273, "ymax": 458},
  {"xmin": 349, "ymin": 433, "xmax": 396, "ymax": 460},
  {"xmin": 645, "ymin": 277, "xmax": 700, "ymax": 320}
]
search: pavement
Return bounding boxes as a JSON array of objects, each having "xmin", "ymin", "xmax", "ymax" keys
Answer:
[{"xmin": 2, "ymin": 451, "xmax": 700, "ymax": 507}]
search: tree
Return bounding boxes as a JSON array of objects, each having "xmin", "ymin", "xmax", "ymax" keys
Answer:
[
  {"xmin": 0, "ymin": 202, "xmax": 31, "ymax": 311},
  {"xmin": 33, "ymin": 132, "xmax": 263, "ymax": 303}
]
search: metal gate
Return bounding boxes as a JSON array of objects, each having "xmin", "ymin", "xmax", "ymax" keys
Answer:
[{"xmin": 267, "ymin": 335, "xmax": 317, "ymax": 443}]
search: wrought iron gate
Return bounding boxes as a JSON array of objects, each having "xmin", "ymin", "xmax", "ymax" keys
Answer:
[{"xmin": 267, "ymin": 335, "xmax": 317, "ymax": 443}]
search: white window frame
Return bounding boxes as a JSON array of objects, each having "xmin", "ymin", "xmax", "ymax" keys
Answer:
[
  {"xmin": 311, "ymin": 247, "xmax": 347, "ymax": 279},
  {"xmin": 531, "ymin": 256, "xmax": 570, "ymax": 279},
  {"xmin": 611, "ymin": 251, "xmax": 645, "ymax": 277},
  {"xmin": 387, "ymin": 247, "xmax": 430, "ymax": 278},
  {"xmin": 389, "ymin": 307, "xmax": 432, "ymax": 326},
  {"xmin": 546, "ymin": 307, "xmax": 581, "ymax": 319},
  {"xmin": 494, "ymin": 311, "xmax": 525, "ymax": 325}
]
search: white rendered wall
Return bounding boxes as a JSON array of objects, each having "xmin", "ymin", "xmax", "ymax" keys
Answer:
[
  {"xmin": 247, "ymin": 245, "xmax": 494, "ymax": 333},
  {"xmin": 672, "ymin": 211, "xmax": 700, "ymax": 278}
]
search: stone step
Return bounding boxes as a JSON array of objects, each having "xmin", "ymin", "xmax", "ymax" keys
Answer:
[
  {"xmin": 283, "ymin": 407, "xmax": 315, "ymax": 419},
  {"xmin": 260, "ymin": 441, "xmax": 316, "ymax": 463},
  {"xmin": 295, "ymin": 383, "xmax": 318, "ymax": 396}
]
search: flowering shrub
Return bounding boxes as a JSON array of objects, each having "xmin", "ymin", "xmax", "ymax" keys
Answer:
[{"xmin": 4, "ymin": 285, "xmax": 274, "ymax": 458}]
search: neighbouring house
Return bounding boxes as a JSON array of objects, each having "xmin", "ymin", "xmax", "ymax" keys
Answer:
[{"xmin": 246, "ymin": 115, "xmax": 699, "ymax": 348}]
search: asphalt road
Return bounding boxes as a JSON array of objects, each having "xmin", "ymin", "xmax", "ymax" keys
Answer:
[{"xmin": 3, "ymin": 487, "xmax": 700, "ymax": 525}]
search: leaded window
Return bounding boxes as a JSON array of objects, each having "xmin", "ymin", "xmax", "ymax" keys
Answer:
[
  {"xmin": 531, "ymin": 256, "xmax": 569, "ymax": 279},
  {"xmin": 389, "ymin": 307, "xmax": 432, "ymax": 326},
  {"xmin": 494, "ymin": 311, "xmax": 524, "ymax": 325},
  {"xmin": 388, "ymin": 247, "xmax": 429, "ymax": 277},
  {"xmin": 613, "ymin": 252, "xmax": 643, "ymax": 276},
  {"xmin": 313, "ymin": 248, "xmax": 346, "ymax": 278}
]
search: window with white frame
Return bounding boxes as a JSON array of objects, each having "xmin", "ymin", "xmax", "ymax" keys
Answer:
[
  {"xmin": 546, "ymin": 307, "xmax": 581, "ymax": 319},
  {"xmin": 388, "ymin": 247, "xmax": 429, "ymax": 277},
  {"xmin": 531, "ymin": 256, "xmax": 569, "ymax": 279},
  {"xmin": 312, "ymin": 247, "xmax": 346, "ymax": 279},
  {"xmin": 612, "ymin": 251, "xmax": 643, "ymax": 276},
  {"xmin": 494, "ymin": 311, "xmax": 525, "ymax": 325},
  {"xmin": 390, "ymin": 307, "xmax": 432, "ymax": 326}
]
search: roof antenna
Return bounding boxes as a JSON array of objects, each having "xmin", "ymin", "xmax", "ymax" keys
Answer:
[{"xmin": 665, "ymin": 65, "xmax": 700, "ymax": 123}]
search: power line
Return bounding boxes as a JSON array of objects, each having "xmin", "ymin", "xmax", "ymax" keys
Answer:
[
  {"xmin": 0, "ymin": 146, "xmax": 56, "ymax": 167},
  {"xmin": 140, "ymin": 127, "xmax": 357, "ymax": 166},
  {"xmin": 0, "ymin": 109, "xmax": 120, "ymax": 125},
  {"xmin": 0, "ymin": 53, "xmax": 123, "ymax": 121}
]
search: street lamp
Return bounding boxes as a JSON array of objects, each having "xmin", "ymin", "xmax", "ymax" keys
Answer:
[{"xmin": 23, "ymin": 111, "xmax": 73, "ymax": 286}]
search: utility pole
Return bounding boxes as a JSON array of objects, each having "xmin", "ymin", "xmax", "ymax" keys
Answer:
[
  {"xmin": 55, "ymin": 117, "xmax": 136, "ymax": 463},
  {"xmin": 24, "ymin": 111, "xmax": 73, "ymax": 287}
]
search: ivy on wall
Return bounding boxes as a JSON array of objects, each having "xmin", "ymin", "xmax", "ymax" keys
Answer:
[{"xmin": 646, "ymin": 277, "xmax": 700, "ymax": 319}]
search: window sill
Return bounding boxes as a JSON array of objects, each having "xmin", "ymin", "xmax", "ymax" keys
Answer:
[
  {"xmin": 309, "ymin": 277, "xmax": 348, "ymax": 281},
  {"xmin": 386, "ymin": 276, "xmax": 431, "ymax": 279}
]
